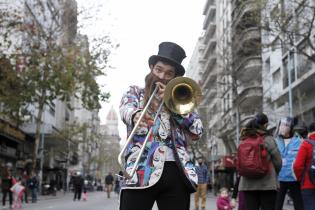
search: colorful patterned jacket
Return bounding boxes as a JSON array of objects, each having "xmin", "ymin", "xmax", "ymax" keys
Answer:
[{"xmin": 119, "ymin": 85, "xmax": 203, "ymax": 190}]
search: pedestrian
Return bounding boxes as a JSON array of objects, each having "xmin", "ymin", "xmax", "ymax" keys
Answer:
[
  {"xmin": 10, "ymin": 177, "xmax": 25, "ymax": 209},
  {"xmin": 216, "ymin": 187, "xmax": 234, "ymax": 210},
  {"xmin": 21, "ymin": 171, "xmax": 29, "ymax": 204},
  {"xmin": 119, "ymin": 41, "xmax": 203, "ymax": 210},
  {"xmin": 73, "ymin": 172, "xmax": 84, "ymax": 201},
  {"xmin": 293, "ymin": 122, "xmax": 315, "ymax": 210},
  {"xmin": 231, "ymin": 174, "xmax": 246, "ymax": 210},
  {"xmin": 194, "ymin": 157, "xmax": 208, "ymax": 210},
  {"xmin": 105, "ymin": 172, "xmax": 114, "ymax": 198},
  {"xmin": 1, "ymin": 165, "xmax": 15, "ymax": 209},
  {"xmin": 82, "ymin": 186, "xmax": 87, "ymax": 201},
  {"xmin": 275, "ymin": 117, "xmax": 304, "ymax": 210},
  {"xmin": 114, "ymin": 171, "xmax": 124, "ymax": 194},
  {"xmin": 27, "ymin": 172, "xmax": 38, "ymax": 203},
  {"xmin": 238, "ymin": 113, "xmax": 282, "ymax": 210}
]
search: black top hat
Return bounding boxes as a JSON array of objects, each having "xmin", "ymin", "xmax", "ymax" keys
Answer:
[{"xmin": 148, "ymin": 42, "xmax": 186, "ymax": 76}]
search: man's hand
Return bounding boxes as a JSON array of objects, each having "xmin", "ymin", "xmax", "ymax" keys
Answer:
[
  {"xmin": 231, "ymin": 198, "xmax": 236, "ymax": 207},
  {"xmin": 155, "ymin": 82, "xmax": 166, "ymax": 100},
  {"xmin": 133, "ymin": 111, "xmax": 154, "ymax": 127},
  {"xmin": 149, "ymin": 82, "xmax": 165, "ymax": 112}
]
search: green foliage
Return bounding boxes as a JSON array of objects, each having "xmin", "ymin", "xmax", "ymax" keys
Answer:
[
  {"xmin": 0, "ymin": 9, "xmax": 113, "ymax": 121},
  {"xmin": 0, "ymin": 3, "xmax": 117, "ymax": 171}
]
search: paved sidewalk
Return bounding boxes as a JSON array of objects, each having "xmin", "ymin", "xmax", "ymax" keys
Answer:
[
  {"xmin": 1, "ymin": 190, "xmax": 295, "ymax": 210},
  {"xmin": 37, "ymin": 190, "xmax": 66, "ymax": 201}
]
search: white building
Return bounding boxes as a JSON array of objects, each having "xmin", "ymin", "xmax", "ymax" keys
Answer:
[
  {"xmin": 261, "ymin": 0, "xmax": 315, "ymax": 126},
  {"xmin": 99, "ymin": 107, "xmax": 121, "ymax": 176}
]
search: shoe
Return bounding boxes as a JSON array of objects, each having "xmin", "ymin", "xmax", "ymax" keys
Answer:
[
  {"xmin": 201, "ymin": 208, "xmax": 205, "ymax": 210},
  {"xmin": 195, "ymin": 208, "xmax": 199, "ymax": 210}
]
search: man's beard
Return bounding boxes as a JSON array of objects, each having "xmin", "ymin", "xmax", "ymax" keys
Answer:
[{"xmin": 143, "ymin": 72, "xmax": 166, "ymax": 107}]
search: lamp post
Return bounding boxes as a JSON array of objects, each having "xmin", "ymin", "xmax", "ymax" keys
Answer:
[{"xmin": 210, "ymin": 138, "xmax": 217, "ymax": 193}]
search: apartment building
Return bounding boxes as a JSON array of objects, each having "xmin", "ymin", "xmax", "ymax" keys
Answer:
[
  {"xmin": 188, "ymin": 0, "xmax": 264, "ymax": 159},
  {"xmin": 261, "ymin": 0, "xmax": 315, "ymax": 126}
]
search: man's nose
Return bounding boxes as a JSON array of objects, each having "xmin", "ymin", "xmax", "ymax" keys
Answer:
[{"xmin": 157, "ymin": 72, "xmax": 166, "ymax": 80}]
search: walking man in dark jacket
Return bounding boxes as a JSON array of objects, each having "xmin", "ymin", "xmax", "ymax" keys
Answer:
[
  {"xmin": 27, "ymin": 173, "xmax": 38, "ymax": 203},
  {"xmin": 105, "ymin": 172, "xmax": 114, "ymax": 198},
  {"xmin": 1, "ymin": 167, "xmax": 14, "ymax": 208},
  {"xmin": 73, "ymin": 172, "xmax": 84, "ymax": 201}
]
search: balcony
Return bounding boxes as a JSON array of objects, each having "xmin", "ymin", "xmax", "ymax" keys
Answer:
[
  {"xmin": 234, "ymin": 55, "xmax": 262, "ymax": 82},
  {"xmin": 237, "ymin": 86, "xmax": 263, "ymax": 112},
  {"xmin": 232, "ymin": 0, "xmax": 259, "ymax": 28},
  {"xmin": 203, "ymin": 37, "xmax": 217, "ymax": 59},
  {"xmin": 203, "ymin": 5, "xmax": 216, "ymax": 30},
  {"xmin": 201, "ymin": 61, "xmax": 217, "ymax": 90},
  {"xmin": 218, "ymin": 110, "xmax": 235, "ymax": 137},
  {"xmin": 203, "ymin": 22, "xmax": 216, "ymax": 44},
  {"xmin": 203, "ymin": 87, "xmax": 217, "ymax": 101},
  {"xmin": 239, "ymin": 113, "xmax": 256, "ymax": 125},
  {"xmin": 203, "ymin": 0, "xmax": 215, "ymax": 15},
  {"xmin": 233, "ymin": 27, "xmax": 261, "ymax": 55},
  {"xmin": 202, "ymin": 54, "xmax": 217, "ymax": 79}
]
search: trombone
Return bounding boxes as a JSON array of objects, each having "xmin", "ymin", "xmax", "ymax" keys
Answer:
[{"xmin": 118, "ymin": 77, "xmax": 202, "ymax": 180}]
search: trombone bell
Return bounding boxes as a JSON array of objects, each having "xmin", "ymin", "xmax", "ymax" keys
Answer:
[{"xmin": 164, "ymin": 77, "xmax": 202, "ymax": 115}]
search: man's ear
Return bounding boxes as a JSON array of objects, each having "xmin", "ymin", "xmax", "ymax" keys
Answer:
[{"xmin": 149, "ymin": 64, "xmax": 154, "ymax": 71}]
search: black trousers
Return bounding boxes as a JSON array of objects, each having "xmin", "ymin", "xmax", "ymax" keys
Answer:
[
  {"xmin": 275, "ymin": 181, "xmax": 304, "ymax": 210},
  {"xmin": 2, "ymin": 189, "xmax": 13, "ymax": 206},
  {"xmin": 73, "ymin": 188, "xmax": 82, "ymax": 200},
  {"xmin": 244, "ymin": 190, "xmax": 277, "ymax": 210},
  {"xmin": 120, "ymin": 162, "xmax": 191, "ymax": 210}
]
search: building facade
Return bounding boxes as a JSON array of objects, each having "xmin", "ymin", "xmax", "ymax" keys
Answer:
[
  {"xmin": 188, "ymin": 0, "xmax": 315, "ymax": 171},
  {"xmin": 261, "ymin": 0, "xmax": 315, "ymax": 126},
  {"xmin": 99, "ymin": 107, "xmax": 121, "ymax": 177},
  {"xmin": 0, "ymin": 0, "xmax": 104, "ymax": 192}
]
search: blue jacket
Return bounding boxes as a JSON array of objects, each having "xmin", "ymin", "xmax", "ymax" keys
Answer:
[
  {"xmin": 276, "ymin": 133, "xmax": 302, "ymax": 182},
  {"xmin": 196, "ymin": 164, "xmax": 208, "ymax": 184}
]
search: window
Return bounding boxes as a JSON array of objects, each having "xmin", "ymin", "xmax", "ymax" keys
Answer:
[
  {"xmin": 65, "ymin": 109, "xmax": 70, "ymax": 121},
  {"xmin": 297, "ymin": 41, "xmax": 314, "ymax": 78},
  {"xmin": 272, "ymin": 68, "xmax": 281, "ymax": 84},
  {"xmin": 283, "ymin": 57, "xmax": 289, "ymax": 88},
  {"xmin": 271, "ymin": 37, "xmax": 280, "ymax": 52},
  {"xmin": 265, "ymin": 57, "xmax": 270, "ymax": 73},
  {"xmin": 282, "ymin": 52, "xmax": 296, "ymax": 89},
  {"xmin": 289, "ymin": 51, "xmax": 296, "ymax": 83}
]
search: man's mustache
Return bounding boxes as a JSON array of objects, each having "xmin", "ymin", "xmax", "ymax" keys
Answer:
[{"xmin": 148, "ymin": 74, "xmax": 167, "ymax": 86}]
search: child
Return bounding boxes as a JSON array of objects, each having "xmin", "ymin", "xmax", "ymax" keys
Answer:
[
  {"xmin": 82, "ymin": 184, "xmax": 87, "ymax": 201},
  {"xmin": 216, "ymin": 187, "xmax": 234, "ymax": 210},
  {"xmin": 10, "ymin": 178, "xmax": 25, "ymax": 209}
]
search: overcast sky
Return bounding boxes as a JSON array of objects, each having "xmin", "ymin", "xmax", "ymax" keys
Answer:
[{"xmin": 76, "ymin": 0, "xmax": 206, "ymax": 140}]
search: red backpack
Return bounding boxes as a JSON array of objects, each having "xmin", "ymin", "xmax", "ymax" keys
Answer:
[{"xmin": 236, "ymin": 135, "xmax": 271, "ymax": 178}]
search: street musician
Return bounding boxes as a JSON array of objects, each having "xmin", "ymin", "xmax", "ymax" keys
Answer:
[{"xmin": 118, "ymin": 42, "xmax": 203, "ymax": 210}]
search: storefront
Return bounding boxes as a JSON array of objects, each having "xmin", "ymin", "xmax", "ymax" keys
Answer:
[{"xmin": 0, "ymin": 119, "xmax": 34, "ymax": 177}]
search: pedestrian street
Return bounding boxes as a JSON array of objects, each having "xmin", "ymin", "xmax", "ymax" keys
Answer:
[{"xmin": 14, "ymin": 190, "xmax": 294, "ymax": 210}]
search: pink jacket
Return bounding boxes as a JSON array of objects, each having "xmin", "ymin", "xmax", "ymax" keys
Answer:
[{"xmin": 216, "ymin": 196, "xmax": 233, "ymax": 210}]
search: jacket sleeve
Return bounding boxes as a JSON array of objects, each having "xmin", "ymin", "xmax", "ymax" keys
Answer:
[
  {"xmin": 171, "ymin": 112, "xmax": 203, "ymax": 140},
  {"xmin": 119, "ymin": 86, "xmax": 142, "ymax": 126},
  {"xmin": 293, "ymin": 141, "xmax": 308, "ymax": 181},
  {"xmin": 265, "ymin": 136, "xmax": 282, "ymax": 174},
  {"xmin": 216, "ymin": 198, "xmax": 225, "ymax": 209}
]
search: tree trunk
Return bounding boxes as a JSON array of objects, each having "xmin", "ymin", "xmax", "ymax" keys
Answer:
[{"xmin": 31, "ymin": 86, "xmax": 47, "ymax": 173}]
